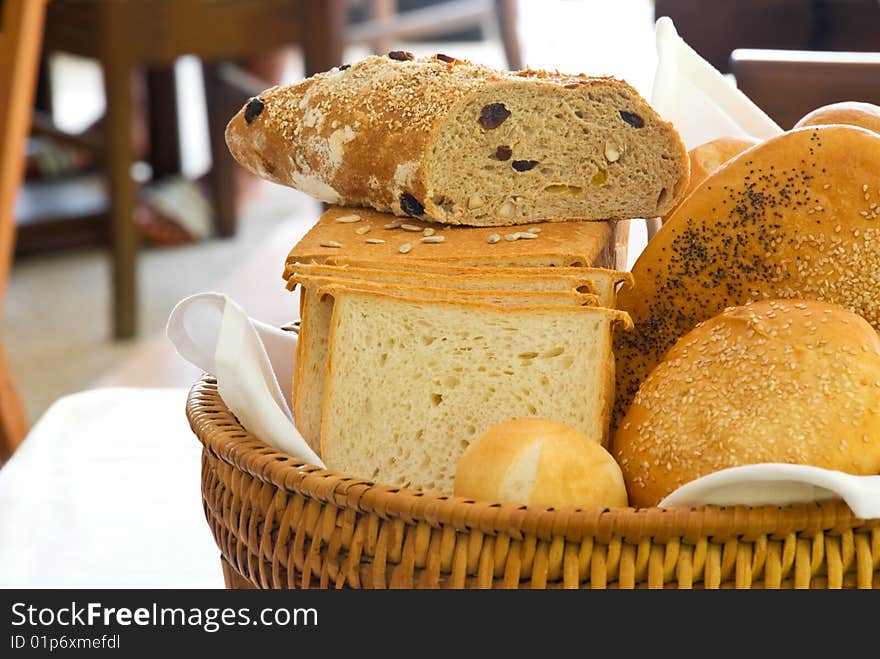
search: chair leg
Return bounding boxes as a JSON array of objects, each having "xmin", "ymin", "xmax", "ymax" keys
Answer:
[
  {"xmin": 203, "ymin": 62, "xmax": 239, "ymax": 238},
  {"xmin": 494, "ymin": 0, "xmax": 523, "ymax": 70},
  {"xmin": 303, "ymin": 0, "xmax": 346, "ymax": 75},
  {"xmin": 103, "ymin": 56, "xmax": 138, "ymax": 339},
  {"xmin": 0, "ymin": 346, "xmax": 27, "ymax": 466},
  {"xmin": 146, "ymin": 67, "xmax": 182, "ymax": 179}
]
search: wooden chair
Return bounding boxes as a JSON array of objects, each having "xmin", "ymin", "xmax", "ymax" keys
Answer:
[
  {"xmin": 731, "ymin": 49, "xmax": 880, "ymax": 129},
  {"xmin": 38, "ymin": 0, "xmax": 346, "ymax": 339},
  {"xmin": 1, "ymin": 0, "xmax": 47, "ymax": 465},
  {"xmin": 352, "ymin": 0, "xmax": 522, "ymax": 69}
]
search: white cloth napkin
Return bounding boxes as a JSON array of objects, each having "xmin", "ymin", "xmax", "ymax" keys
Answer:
[
  {"xmin": 650, "ymin": 16, "xmax": 783, "ymax": 149},
  {"xmin": 166, "ymin": 293, "xmax": 323, "ymax": 467}
]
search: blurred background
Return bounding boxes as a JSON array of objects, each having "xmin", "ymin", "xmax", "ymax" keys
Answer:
[{"xmin": 3, "ymin": 0, "xmax": 880, "ymax": 447}]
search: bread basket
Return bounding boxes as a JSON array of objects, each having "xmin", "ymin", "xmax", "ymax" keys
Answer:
[{"xmin": 187, "ymin": 375, "xmax": 880, "ymax": 589}]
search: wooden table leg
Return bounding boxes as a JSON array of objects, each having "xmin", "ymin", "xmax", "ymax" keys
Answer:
[
  {"xmin": 303, "ymin": 0, "xmax": 346, "ymax": 75},
  {"xmin": 0, "ymin": 346, "xmax": 28, "ymax": 465},
  {"xmin": 102, "ymin": 5, "xmax": 138, "ymax": 340},
  {"xmin": 203, "ymin": 62, "xmax": 239, "ymax": 238}
]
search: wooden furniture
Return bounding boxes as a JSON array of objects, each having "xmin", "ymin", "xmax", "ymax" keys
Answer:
[
  {"xmin": 0, "ymin": 0, "xmax": 47, "ymax": 466},
  {"xmin": 731, "ymin": 49, "xmax": 880, "ymax": 129},
  {"xmin": 353, "ymin": 0, "xmax": 522, "ymax": 69},
  {"xmin": 39, "ymin": 0, "xmax": 346, "ymax": 339},
  {"xmin": 655, "ymin": 0, "xmax": 880, "ymax": 74}
]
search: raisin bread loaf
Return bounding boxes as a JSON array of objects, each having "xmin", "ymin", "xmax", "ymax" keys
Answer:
[
  {"xmin": 318, "ymin": 285, "xmax": 633, "ymax": 493},
  {"xmin": 226, "ymin": 54, "xmax": 689, "ymax": 227},
  {"xmin": 291, "ymin": 274, "xmax": 600, "ymax": 453}
]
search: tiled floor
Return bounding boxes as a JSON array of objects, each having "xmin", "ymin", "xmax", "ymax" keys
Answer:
[{"xmin": 5, "ymin": 0, "xmax": 657, "ymax": 422}]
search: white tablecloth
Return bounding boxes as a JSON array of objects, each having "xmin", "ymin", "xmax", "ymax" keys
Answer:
[{"xmin": 0, "ymin": 388, "xmax": 223, "ymax": 588}]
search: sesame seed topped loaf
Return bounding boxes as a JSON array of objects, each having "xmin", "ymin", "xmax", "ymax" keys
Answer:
[
  {"xmin": 284, "ymin": 206, "xmax": 615, "ymax": 269},
  {"xmin": 613, "ymin": 125, "xmax": 880, "ymax": 431},
  {"xmin": 225, "ymin": 53, "xmax": 689, "ymax": 226},
  {"xmin": 613, "ymin": 299, "xmax": 880, "ymax": 507},
  {"xmin": 318, "ymin": 285, "xmax": 633, "ymax": 494}
]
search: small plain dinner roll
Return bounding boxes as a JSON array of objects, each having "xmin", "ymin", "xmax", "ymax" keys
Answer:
[
  {"xmin": 613, "ymin": 299, "xmax": 880, "ymax": 507},
  {"xmin": 794, "ymin": 101, "xmax": 880, "ymax": 135},
  {"xmin": 454, "ymin": 418, "xmax": 628, "ymax": 508}
]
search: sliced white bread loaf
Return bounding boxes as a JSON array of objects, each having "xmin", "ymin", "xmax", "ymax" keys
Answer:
[
  {"xmin": 226, "ymin": 55, "xmax": 689, "ymax": 226},
  {"xmin": 319, "ymin": 285, "xmax": 632, "ymax": 494},
  {"xmin": 316, "ymin": 257, "xmax": 633, "ymax": 308},
  {"xmin": 292, "ymin": 275, "xmax": 600, "ymax": 453}
]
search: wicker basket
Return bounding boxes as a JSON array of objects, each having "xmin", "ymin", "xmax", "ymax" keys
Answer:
[{"xmin": 187, "ymin": 376, "xmax": 880, "ymax": 589}]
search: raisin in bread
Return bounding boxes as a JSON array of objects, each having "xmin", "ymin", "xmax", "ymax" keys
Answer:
[
  {"xmin": 291, "ymin": 274, "xmax": 600, "ymax": 453},
  {"xmin": 319, "ymin": 285, "xmax": 633, "ymax": 494},
  {"xmin": 226, "ymin": 54, "xmax": 689, "ymax": 227}
]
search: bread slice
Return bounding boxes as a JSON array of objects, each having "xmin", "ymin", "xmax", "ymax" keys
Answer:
[
  {"xmin": 286, "ymin": 261, "xmax": 602, "ymax": 294},
  {"xmin": 292, "ymin": 275, "xmax": 600, "ymax": 453},
  {"xmin": 319, "ymin": 285, "xmax": 633, "ymax": 494},
  {"xmin": 285, "ymin": 207, "xmax": 615, "ymax": 269},
  {"xmin": 226, "ymin": 55, "xmax": 688, "ymax": 227},
  {"xmin": 614, "ymin": 125, "xmax": 880, "ymax": 430},
  {"xmin": 307, "ymin": 258, "xmax": 633, "ymax": 309}
]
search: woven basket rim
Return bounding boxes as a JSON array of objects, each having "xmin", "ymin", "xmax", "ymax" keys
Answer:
[{"xmin": 186, "ymin": 375, "xmax": 877, "ymax": 543}]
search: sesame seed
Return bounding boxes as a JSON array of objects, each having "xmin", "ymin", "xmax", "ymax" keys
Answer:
[
  {"xmin": 401, "ymin": 223, "xmax": 423, "ymax": 232},
  {"xmin": 487, "ymin": 234, "xmax": 501, "ymax": 244},
  {"xmin": 335, "ymin": 214, "xmax": 361, "ymax": 223},
  {"xmin": 398, "ymin": 243, "xmax": 412, "ymax": 254},
  {"xmin": 320, "ymin": 241, "xmax": 343, "ymax": 248},
  {"xmin": 384, "ymin": 221, "xmax": 402, "ymax": 229},
  {"xmin": 420, "ymin": 235, "xmax": 445, "ymax": 243},
  {"xmin": 422, "ymin": 227, "xmax": 435, "ymax": 237},
  {"xmin": 365, "ymin": 238, "xmax": 385, "ymax": 244},
  {"xmin": 355, "ymin": 225, "xmax": 371, "ymax": 235}
]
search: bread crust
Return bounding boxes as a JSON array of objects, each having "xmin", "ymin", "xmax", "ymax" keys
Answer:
[
  {"xmin": 614, "ymin": 125, "xmax": 880, "ymax": 429},
  {"xmin": 613, "ymin": 299, "xmax": 880, "ymax": 507},
  {"xmin": 226, "ymin": 55, "xmax": 688, "ymax": 225},
  {"xmin": 454, "ymin": 418, "xmax": 628, "ymax": 508},
  {"xmin": 283, "ymin": 206, "xmax": 615, "ymax": 272},
  {"xmin": 663, "ymin": 136, "xmax": 760, "ymax": 220},
  {"xmin": 794, "ymin": 101, "xmax": 880, "ymax": 135}
]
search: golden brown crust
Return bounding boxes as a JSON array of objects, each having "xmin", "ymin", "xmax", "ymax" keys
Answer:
[
  {"xmin": 614, "ymin": 125, "xmax": 880, "ymax": 430},
  {"xmin": 454, "ymin": 418, "xmax": 628, "ymax": 508},
  {"xmin": 292, "ymin": 274, "xmax": 600, "ymax": 307},
  {"xmin": 314, "ymin": 282, "xmax": 634, "ymax": 328},
  {"xmin": 613, "ymin": 299, "xmax": 880, "ymax": 507},
  {"xmin": 284, "ymin": 262, "xmax": 607, "ymax": 298},
  {"xmin": 283, "ymin": 206, "xmax": 614, "ymax": 271},
  {"xmin": 794, "ymin": 101, "xmax": 880, "ymax": 135},
  {"xmin": 663, "ymin": 136, "xmax": 760, "ymax": 220}
]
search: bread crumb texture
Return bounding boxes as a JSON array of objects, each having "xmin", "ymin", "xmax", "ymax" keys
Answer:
[
  {"xmin": 615, "ymin": 125, "xmax": 880, "ymax": 430},
  {"xmin": 613, "ymin": 299, "xmax": 880, "ymax": 507}
]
